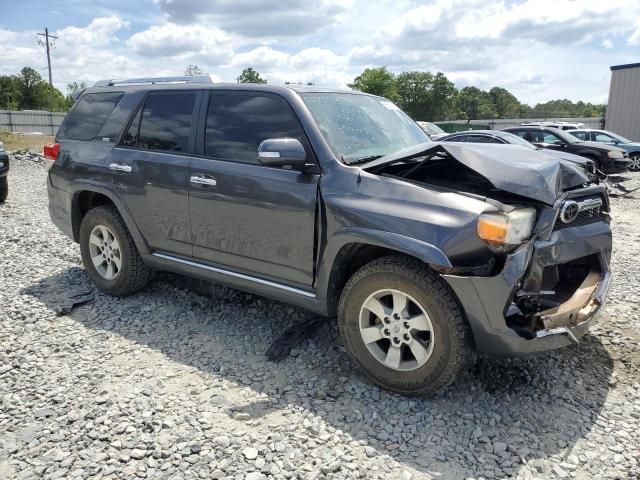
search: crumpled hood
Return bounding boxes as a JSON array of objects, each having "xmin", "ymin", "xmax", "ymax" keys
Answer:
[{"xmin": 363, "ymin": 142, "xmax": 590, "ymax": 206}]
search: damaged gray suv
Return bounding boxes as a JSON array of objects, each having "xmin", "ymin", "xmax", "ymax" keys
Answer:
[{"xmin": 47, "ymin": 76, "xmax": 612, "ymax": 394}]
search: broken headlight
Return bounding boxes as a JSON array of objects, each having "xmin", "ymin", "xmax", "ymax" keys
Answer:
[
  {"xmin": 607, "ymin": 150, "xmax": 624, "ymax": 159},
  {"xmin": 477, "ymin": 208, "xmax": 536, "ymax": 252}
]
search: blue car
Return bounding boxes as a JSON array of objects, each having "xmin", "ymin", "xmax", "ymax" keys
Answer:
[{"xmin": 570, "ymin": 129, "xmax": 640, "ymax": 171}]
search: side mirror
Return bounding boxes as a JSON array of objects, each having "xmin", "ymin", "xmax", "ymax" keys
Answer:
[{"xmin": 258, "ymin": 138, "xmax": 308, "ymax": 169}]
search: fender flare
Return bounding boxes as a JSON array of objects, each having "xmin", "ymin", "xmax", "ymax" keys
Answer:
[
  {"xmin": 69, "ymin": 181, "xmax": 150, "ymax": 255},
  {"xmin": 316, "ymin": 226, "xmax": 452, "ymax": 301}
]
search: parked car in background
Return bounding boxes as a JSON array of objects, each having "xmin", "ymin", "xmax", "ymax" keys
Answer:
[
  {"xmin": 503, "ymin": 126, "xmax": 631, "ymax": 173},
  {"xmin": 520, "ymin": 121, "xmax": 584, "ymax": 131},
  {"xmin": 570, "ymin": 129, "xmax": 640, "ymax": 171},
  {"xmin": 47, "ymin": 76, "xmax": 613, "ymax": 394},
  {"xmin": 0, "ymin": 141, "xmax": 9, "ymax": 203},
  {"xmin": 439, "ymin": 130, "xmax": 598, "ymax": 178},
  {"xmin": 416, "ymin": 121, "xmax": 447, "ymax": 140}
]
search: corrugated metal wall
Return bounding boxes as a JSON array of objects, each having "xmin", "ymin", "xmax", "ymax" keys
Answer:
[
  {"xmin": 0, "ymin": 110, "xmax": 66, "ymax": 135},
  {"xmin": 437, "ymin": 117, "xmax": 604, "ymax": 130},
  {"xmin": 606, "ymin": 66, "xmax": 640, "ymax": 141}
]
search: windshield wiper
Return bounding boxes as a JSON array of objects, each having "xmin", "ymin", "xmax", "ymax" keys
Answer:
[{"xmin": 343, "ymin": 154, "xmax": 384, "ymax": 166}]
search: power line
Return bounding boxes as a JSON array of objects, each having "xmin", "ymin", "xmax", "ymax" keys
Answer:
[{"xmin": 37, "ymin": 28, "xmax": 58, "ymax": 87}]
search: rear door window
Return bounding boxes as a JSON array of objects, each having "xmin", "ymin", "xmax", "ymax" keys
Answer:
[
  {"xmin": 63, "ymin": 92, "xmax": 123, "ymax": 141},
  {"xmin": 204, "ymin": 93, "xmax": 306, "ymax": 164},
  {"xmin": 123, "ymin": 92, "xmax": 197, "ymax": 152},
  {"xmin": 572, "ymin": 131, "xmax": 587, "ymax": 140}
]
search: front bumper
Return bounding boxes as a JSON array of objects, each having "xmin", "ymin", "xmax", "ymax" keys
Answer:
[
  {"xmin": 601, "ymin": 157, "xmax": 631, "ymax": 174},
  {"xmin": 0, "ymin": 152, "xmax": 9, "ymax": 177},
  {"xmin": 443, "ymin": 220, "xmax": 612, "ymax": 356}
]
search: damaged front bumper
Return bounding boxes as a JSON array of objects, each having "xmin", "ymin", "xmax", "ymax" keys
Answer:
[{"xmin": 442, "ymin": 220, "xmax": 612, "ymax": 356}]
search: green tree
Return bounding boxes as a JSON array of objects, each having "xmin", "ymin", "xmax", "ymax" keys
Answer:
[
  {"xmin": 395, "ymin": 71, "xmax": 433, "ymax": 119},
  {"xmin": 457, "ymin": 87, "xmax": 496, "ymax": 120},
  {"xmin": 236, "ymin": 67, "xmax": 267, "ymax": 84},
  {"xmin": 488, "ymin": 87, "xmax": 521, "ymax": 118},
  {"xmin": 429, "ymin": 72, "xmax": 458, "ymax": 120},
  {"xmin": 16, "ymin": 67, "xmax": 43, "ymax": 109},
  {"xmin": 65, "ymin": 81, "xmax": 87, "ymax": 105},
  {"xmin": 184, "ymin": 64, "xmax": 204, "ymax": 76},
  {"xmin": 348, "ymin": 67, "xmax": 397, "ymax": 99},
  {"xmin": 0, "ymin": 75, "xmax": 20, "ymax": 109}
]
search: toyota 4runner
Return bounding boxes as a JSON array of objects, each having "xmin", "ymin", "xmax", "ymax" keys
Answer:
[{"xmin": 46, "ymin": 76, "xmax": 612, "ymax": 394}]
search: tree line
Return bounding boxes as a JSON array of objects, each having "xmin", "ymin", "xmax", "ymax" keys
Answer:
[
  {"xmin": 0, "ymin": 65, "xmax": 607, "ymax": 121},
  {"xmin": 348, "ymin": 67, "xmax": 606, "ymax": 121}
]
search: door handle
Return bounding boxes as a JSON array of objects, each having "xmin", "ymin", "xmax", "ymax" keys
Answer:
[
  {"xmin": 190, "ymin": 175, "xmax": 217, "ymax": 187},
  {"xmin": 109, "ymin": 163, "xmax": 132, "ymax": 173}
]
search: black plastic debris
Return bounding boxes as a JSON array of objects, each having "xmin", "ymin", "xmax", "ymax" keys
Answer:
[
  {"xmin": 265, "ymin": 315, "xmax": 327, "ymax": 361},
  {"xmin": 54, "ymin": 289, "xmax": 95, "ymax": 316}
]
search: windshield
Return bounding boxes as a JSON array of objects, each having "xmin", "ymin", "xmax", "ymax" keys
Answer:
[
  {"xmin": 300, "ymin": 93, "xmax": 429, "ymax": 164},
  {"xmin": 499, "ymin": 132, "xmax": 537, "ymax": 149},
  {"xmin": 553, "ymin": 129, "xmax": 581, "ymax": 144},
  {"xmin": 605, "ymin": 130, "xmax": 632, "ymax": 143}
]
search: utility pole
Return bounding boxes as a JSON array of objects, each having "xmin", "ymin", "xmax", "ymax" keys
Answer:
[{"xmin": 37, "ymin": 27, "xmax": 58, "ymax": 86}]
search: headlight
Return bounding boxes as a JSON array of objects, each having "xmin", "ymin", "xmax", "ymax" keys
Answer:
[
  {"xmin": 477, "ymin": 208, "xmax": 536, "ymax": 251},
  {"xmin": 607, "ymin": 150, "xmax": 624, "ymax": 159}
]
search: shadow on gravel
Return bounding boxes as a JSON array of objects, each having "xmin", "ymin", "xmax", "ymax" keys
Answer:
[{"xmin": 23, "ymin": 268, "xmax": 614, "ymax": 479}]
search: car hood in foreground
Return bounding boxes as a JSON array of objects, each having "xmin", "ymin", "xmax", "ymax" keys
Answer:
[{"xmin": 362, "ymin": 142, "xmax": 590, "ymax": 206}]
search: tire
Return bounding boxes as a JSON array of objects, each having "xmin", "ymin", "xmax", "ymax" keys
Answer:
[
  {"xmin": 338, "ymin": 255, "xmax": 473, "ymax": 395},
  {"xmin": 0, "ymin": 177, "xmax": 7, "ymax": 203},
  {"xmin": 629, "ymin": 153, "xmax": 640, "ymax": 172},
  {"xmin": 79, "ymin": 205, "xmax": 153, "ymax": 296}
]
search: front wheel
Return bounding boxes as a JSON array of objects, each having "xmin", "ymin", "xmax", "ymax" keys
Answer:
[
  {"xmin": 629, "ymin": 153, "xmax": 640, "ymax": 172},
  {"xmin": 0, "ymin": 177, "xmax": 7, "ymax": 203},
  {"xmin": 338, "ymin": 255, "xmax": 473, "ymax": 395}
]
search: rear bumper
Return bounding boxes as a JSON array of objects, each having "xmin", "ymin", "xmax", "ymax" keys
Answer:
[
  {"xmin": 47, "ymin": 175, "xmax": 75, "ymax": 240},
  {"xmin": 443, "ymin": 221, "xmax": 612, "ymax": 356}
]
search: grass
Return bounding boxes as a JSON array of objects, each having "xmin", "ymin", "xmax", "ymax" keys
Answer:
[{"xmin": 0, "ymin": 132, "xmax": 55, "ymax": 152}]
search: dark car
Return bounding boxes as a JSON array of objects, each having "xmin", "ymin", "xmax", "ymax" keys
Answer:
[
  {"xmin": 503, "ymin": 126, "xmax": 631, "ymax": 173},
  {"xmin": 46, "ymin": 76, "xmax": 612, "ymax": 395},
  {"xmin": 0, "ymin": 141, "xmax": 9, "ymax": 203},
  {"xmin": 439, "ymin": 130, "xmax": 598, "ymax": 176},
  {"xmin": 570, "ymin": 129, "xmax": 640, "ymax": 171}
]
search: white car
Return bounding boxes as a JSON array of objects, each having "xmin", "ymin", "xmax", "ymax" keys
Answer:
[{"xmin": 520, "ymin": 121, "xmax": 585, "ymax": 131}]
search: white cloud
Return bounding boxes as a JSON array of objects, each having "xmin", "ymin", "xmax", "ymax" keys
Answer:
[
  {"xmin": 602, "ymin": 39, "xmax": 614, "ymax": 49},
  {"xmin": 127, "ymin": 23, "xmax": 233, "ymax": 61}
]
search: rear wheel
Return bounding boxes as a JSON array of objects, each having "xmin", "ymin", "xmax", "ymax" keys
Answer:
[
  {"xmin": 79, "ymin": 205, "xmax": 153, "ymax": 296},
  {"xmin": 0, "ymin": 177, "xmax": 7, "ymax": 203},
  {"xmin": 338, "ymin": 255, "xmax": 473, "ymax": 395},
  {"xmin": 629, "ymin": 153, "xmax": 640, "ymax": 172}
]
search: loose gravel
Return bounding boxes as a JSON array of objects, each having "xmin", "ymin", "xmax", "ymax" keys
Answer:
[{"xmin": 1, "ymin": 151, "xmax": 639, "ymax": 480}]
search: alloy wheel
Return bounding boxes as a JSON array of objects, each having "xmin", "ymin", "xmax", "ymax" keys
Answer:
[
  {"xmin": 88, "ymin": 225, "xmax": 122, "ymax": 280},
  {"xmin": 358, "ymin": 289, "xmax": 435, "ymax": 371},
  {"xmin": 629, "ymin": 154, "xmax": 640, "ymax": 172}
]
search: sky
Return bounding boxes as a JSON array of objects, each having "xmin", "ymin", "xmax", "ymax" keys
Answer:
[{"xmin": 1, "ymin": 0, "xmax": 640, "ymax": 105}]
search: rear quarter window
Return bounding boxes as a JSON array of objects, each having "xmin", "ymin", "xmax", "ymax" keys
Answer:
[{"xmin": 62, "ymin": 92, "xmax": 124, "ymax": 141}]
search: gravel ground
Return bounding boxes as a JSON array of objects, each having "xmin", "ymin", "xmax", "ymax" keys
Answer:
[{"xmin": 1, "ymin": 152, "xmax": 639, "ymax": 480}]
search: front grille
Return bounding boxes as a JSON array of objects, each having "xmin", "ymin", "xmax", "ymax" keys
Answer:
[{"xmin": 554, "ymin": 196, "xmax": 604, "ymax": 230}]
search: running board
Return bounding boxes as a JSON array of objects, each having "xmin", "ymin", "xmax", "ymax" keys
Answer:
[{"xmin": 151, "ymin": 252, "xmax": 316, "ymax": 298}]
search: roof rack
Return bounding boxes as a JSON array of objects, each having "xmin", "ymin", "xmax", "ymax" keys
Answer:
[{"xmin": 93, "ymin": 75, "xmax": 215, "ymax": 87}]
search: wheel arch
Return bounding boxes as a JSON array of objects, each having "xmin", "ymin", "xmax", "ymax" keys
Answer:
[
  {"xmin": 70, "ymin": 186, "xmax": 149, "ymax": 255},
  {"xmin": 319, "ymin": 227, "xmax": 453, "ymax": 317}
]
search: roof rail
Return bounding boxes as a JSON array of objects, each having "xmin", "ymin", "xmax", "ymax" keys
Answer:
[{"xmin": 93, "ymin": 75, "xmax": 215, "ymax": 87}]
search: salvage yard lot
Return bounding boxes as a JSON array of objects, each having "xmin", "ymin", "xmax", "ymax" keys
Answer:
[{"xmin": 1, "ymin": 154, "xmax": 639, "ymax": 480}]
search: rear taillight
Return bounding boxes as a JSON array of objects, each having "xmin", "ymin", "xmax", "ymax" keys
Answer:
[{"xmin": 43, "ymin": 143, "xmax": 60, "ymax": 170}]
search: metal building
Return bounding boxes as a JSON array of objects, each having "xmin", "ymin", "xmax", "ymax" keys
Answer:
[{"xmin": 606, "ymin": 62, "xmax": 640, "ymax": 141}]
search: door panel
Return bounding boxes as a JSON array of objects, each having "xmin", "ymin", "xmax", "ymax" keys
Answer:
[
  {"xmin": 111, "ymin": 90, "xmax": 201, "ymax": 257},
  {"xmin": 188, "ymin": 91, "xmax": 319, "ymax": 288},
  {"xmin": 189, "ymin": 159, "xmax": 318, "ymax": 287},
  {"xmin": 110, "ymin": 148, "xmax": 192, "ymax": 256}
]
